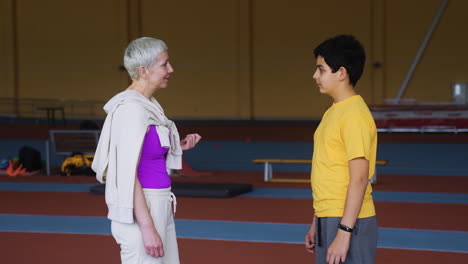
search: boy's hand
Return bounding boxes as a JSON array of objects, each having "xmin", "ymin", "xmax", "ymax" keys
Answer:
[
  {"xmin": 326, "ymin": 230, "xmax": 351, "ymax": 263},
  {"xmin": 305, "ymin": 223, "xmax": 316, "ymax": 253}
]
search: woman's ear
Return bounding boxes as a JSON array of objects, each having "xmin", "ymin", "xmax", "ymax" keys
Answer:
[{"xmin": 138, "ymin": 66, "xmax": 147, "ymax": 80}]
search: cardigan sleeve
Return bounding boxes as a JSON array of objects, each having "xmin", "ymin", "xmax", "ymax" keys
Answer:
[{"xmin": 111, "ymin": 103, "xmax": 148, "ymax": 223}]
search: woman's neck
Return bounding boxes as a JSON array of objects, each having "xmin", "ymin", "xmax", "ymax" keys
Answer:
[{"xmin": 127, "ymin": 82, "xmax": 152, "ymax": 100}]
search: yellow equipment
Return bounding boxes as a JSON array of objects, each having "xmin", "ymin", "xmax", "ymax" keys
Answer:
[{"xmin": 61, "ymin": 153, "xmax": 94, "ymax": 176}]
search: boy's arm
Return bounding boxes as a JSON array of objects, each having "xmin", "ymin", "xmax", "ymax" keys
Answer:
[
  {"xmin": 326, "ymin": 157, "xmax": 369, "ymax": 264},
  {"xmin": 341, "ymin": 157, "xmax": 369, "ymax": 229}
]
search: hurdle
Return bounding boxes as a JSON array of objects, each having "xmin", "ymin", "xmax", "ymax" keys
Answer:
[{"xmin": 253, "ymin": 159, "xmax": 388, "ymax": 183}]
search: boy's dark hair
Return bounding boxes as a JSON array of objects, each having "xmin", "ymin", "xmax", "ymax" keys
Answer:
[{"xmin": 314, "ymin": 35, "xmax": 365, "ymax": 87}]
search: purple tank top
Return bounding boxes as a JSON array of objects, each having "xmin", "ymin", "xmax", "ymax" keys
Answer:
[{"xmin": 137, "ymin": 125, "xmax": 171, "ymax": 189}]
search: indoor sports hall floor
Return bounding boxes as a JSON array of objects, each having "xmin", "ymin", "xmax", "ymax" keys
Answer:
[{"xmin": 0, "ymin": 123, "xmax": 467, "ymax": 263}]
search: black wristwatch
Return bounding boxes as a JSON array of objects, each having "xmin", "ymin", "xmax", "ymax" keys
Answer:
[{"xmin": 337, "ymin": 223, "xmax": 353, "ymax": 233}]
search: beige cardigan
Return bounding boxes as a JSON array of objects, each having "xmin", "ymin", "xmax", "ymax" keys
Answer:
[{"xmin": 92, "ymin": 90, "xmax": 182, "ymax": 223}]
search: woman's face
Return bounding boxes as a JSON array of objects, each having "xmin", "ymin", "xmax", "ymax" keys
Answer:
[{"xmin": 145, "ymin": 51, "xmax": 174, "ymax": 90}]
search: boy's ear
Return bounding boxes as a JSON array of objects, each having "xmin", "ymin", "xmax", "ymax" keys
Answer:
[{"xmin": 338, "ymin": 66, "xmax": 348, "ymax": 81}]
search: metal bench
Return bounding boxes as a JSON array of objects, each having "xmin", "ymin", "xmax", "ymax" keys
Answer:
[{"xmin": 253, "ymin": 159, "xmax": 388, "ymax": 183}]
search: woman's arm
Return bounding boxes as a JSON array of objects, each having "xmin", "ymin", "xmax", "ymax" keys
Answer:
[{"xmin": 133, "ymin": 177, "xmax": 164, "ymax": 258}]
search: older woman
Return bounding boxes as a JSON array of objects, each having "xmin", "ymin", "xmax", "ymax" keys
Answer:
[{"xmin": 92, "ymin": 37, "xmax": 201, "ymax": 264}]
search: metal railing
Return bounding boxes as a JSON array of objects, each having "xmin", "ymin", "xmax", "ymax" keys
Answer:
[
  {"xmin": 0, "ymin": 97, "xmax": 106, "ymax": 119},
  {"xmin": 377, "ymin": 127, "xmax": 468, "ymax": 133}
]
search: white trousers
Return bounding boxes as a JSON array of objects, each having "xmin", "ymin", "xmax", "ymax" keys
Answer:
[{"xmin": 111, "ymin": 188, "xmax": 180, "ymax": 264}]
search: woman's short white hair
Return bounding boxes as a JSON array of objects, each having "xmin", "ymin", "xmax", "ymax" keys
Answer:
[{"xmin": 124, "ymin": 37, "xmax": 168, "ymax": 80}]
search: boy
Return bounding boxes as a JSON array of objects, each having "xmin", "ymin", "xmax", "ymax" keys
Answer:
[{"xmin": 304, "ymin": 35, "xmax": 378, "ymax": 264}]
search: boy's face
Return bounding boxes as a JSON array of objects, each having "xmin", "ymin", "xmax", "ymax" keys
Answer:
[{"xmin": 313, "ymin": 56, "xmax": 340, "ymax": 96}]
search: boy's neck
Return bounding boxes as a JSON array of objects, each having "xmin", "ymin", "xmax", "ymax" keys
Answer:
[{"xmin": 330, "ymin": 84, "xmax": 357, "ymax": 103}]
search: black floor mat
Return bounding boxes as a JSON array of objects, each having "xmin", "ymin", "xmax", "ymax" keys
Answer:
[
  {"xmin": 89, "ymin": 182, "xmax": 253, "ymax": 198},
  {"xmin": 172, "ymin": 182, "xmax": 252, "ymax": 198}
]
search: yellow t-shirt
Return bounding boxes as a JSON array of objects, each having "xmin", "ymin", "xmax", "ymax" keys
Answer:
[{"xmin": 311, "ymin": 95, "xmax": 377, "ymax": 218}]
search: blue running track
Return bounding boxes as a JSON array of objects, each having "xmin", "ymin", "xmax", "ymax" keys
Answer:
[{"xmin": 1, "ymin": 214, "xmax": 467, "ymax": 253}]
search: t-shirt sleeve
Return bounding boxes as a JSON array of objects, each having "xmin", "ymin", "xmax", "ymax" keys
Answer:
[{"xmin": 341, "ymin": 111, "xmax": 375, "ymax": 161}]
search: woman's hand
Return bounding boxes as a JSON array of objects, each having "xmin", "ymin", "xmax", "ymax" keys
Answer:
[
  {"xmin": 180, "ymin": 133, "xmax": 202, "ymax": 151},
  {"xmin": 141, "ymin": 225, "xmax": 164, "ymax": 258}
]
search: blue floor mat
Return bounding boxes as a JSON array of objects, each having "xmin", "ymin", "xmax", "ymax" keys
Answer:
[{"xmin": 183, "ymin": 141, "xmax": 468, "ymax": 176}]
